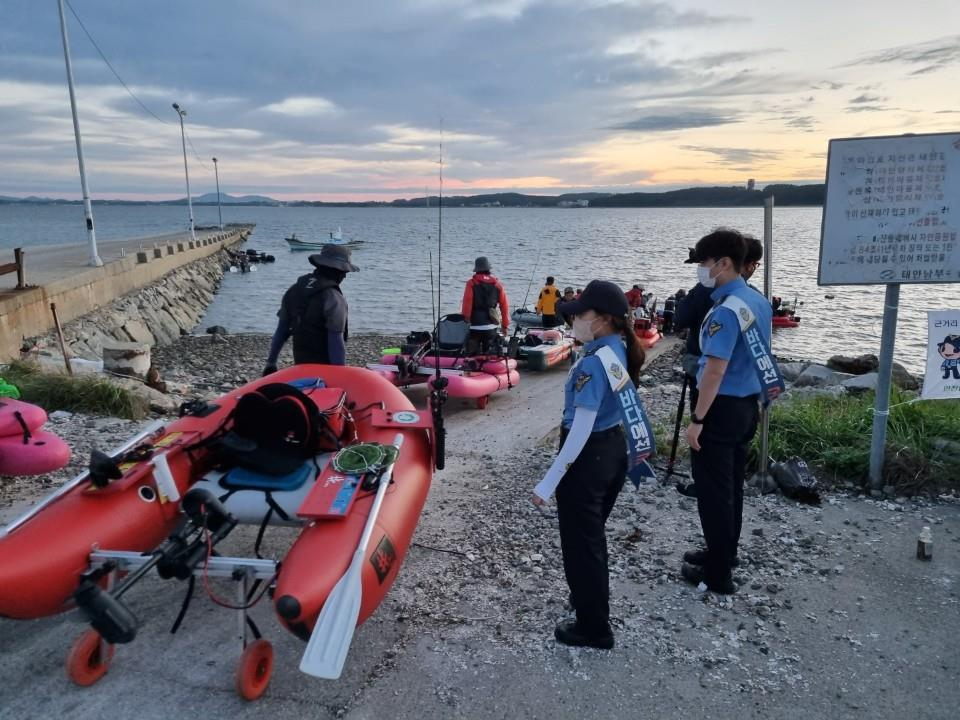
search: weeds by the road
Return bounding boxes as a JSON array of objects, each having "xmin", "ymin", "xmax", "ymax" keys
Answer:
[{"xmin": 2, "ymin": 361, "xmax": 149, "ymax": 419}]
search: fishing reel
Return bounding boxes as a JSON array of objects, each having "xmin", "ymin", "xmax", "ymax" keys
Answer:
[{"xmin": 73, "ymin": 488, "xmax": 237, "ymax": 644}]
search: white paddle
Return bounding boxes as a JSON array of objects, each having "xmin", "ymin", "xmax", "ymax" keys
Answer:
[{"xmin": 299, "ymin": 433, "xmax": 404, "ymax": 679}]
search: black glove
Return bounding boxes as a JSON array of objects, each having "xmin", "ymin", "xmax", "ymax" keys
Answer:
[{"xmin": 262, "ymin": 364, "xmax": 277, "ymax": 377}]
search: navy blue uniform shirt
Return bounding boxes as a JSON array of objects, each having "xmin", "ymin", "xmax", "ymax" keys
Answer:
[
  {"xmin": 697, "ymin": 276, "xmax": 773, "ymax": 397},
  {"xmin": 562, "ymin": 334, "xmax": 626, "ymax": 431}
]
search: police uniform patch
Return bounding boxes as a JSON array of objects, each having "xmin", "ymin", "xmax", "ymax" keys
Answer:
[
  {"xmin": 708, "ymin": 321, "xmax": 723, "ymax": 337},
  {"xmin": 608, "ymin": 363, "xmax": 623, "ymax": 381},
  {"xmin": 574, "ymin": 373, "xmax": 592, "ymax": 391},
  {"xmin": 739, "ymin": 308, "xmax": 750, "ymax": 323}
]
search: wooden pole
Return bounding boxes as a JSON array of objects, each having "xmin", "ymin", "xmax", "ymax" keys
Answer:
[
  {"xmin": 14, "ymin": 248, "xmax": 25, "ymax": 288},
  {"xmin": 50, "ymin": 302, "xmax": 73, "ymax": 375}
]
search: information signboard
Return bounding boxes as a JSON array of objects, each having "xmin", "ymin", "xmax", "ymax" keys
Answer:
[{"xmin": 819, "ymin": 132, "xmax": 960, "ymax": 286}]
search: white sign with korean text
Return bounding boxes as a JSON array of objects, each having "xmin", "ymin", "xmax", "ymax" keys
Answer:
[
  {"xmin": 921, "ymin": 310, "xmax": 960, "ymax": 400},
  {"xmin": 819, "ymin": 132, "xmax": 960, "ymax": 286}
]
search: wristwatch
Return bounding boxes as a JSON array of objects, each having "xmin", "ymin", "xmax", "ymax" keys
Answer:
[{"xmin": 690, "ymin": 413, "xmax": 705, "ymax": 425}]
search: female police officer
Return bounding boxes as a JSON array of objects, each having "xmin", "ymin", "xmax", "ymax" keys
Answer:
[{"xmin": 531, "ymin": 280, "xmax": 650, "ymax": 649}]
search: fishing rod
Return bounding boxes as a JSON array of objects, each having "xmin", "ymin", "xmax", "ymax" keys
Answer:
[
  {"xmin": 429, "ymin": 128, "xmax": 447, "ymax": 470},
  {"xmin": 507, "ymin": 247, "xmax": 542, "ymax": 360}
]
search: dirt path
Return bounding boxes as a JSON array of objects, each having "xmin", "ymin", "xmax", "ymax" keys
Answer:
[{"xmin": 1, "ymin": 337, "xmax": 957, "ymax": 720}]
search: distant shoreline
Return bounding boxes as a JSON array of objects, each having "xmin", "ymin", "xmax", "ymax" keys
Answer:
[{"xmin": 0, "ymin": 183, "xmax": 825, "ymax": 209}]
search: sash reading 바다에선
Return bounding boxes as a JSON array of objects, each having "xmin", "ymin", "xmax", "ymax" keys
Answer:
[
  {"xmin": 709, "ymin": 295, "xmax": 786, "ymax": 405},
  {"xmin": 594, "ymin": 345, "xmax": 657, "ymax": 488}
]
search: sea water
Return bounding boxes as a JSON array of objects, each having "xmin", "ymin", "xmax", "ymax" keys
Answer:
[{"xmin": 3, "ymin": 203, "xmax": 958, "ymax": 372}]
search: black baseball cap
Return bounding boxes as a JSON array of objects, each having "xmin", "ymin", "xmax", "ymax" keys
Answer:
[{"xmin": 557, "ymin": 280, "xmax": 629, "ymax": 318}]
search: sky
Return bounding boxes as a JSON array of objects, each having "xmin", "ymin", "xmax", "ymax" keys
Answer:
[{"xmin": 2, "ymin": 0, "xmax": 958, "ymax": 201}]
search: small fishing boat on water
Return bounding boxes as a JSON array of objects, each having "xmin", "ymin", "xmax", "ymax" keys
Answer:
[{"xmin": 285, "ymin": 228, "xmax": 364, "ymax": 251}]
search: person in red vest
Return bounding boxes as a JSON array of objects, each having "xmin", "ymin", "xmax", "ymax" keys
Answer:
[
  {"xmin": 460, "ymin": 256, "xmax": 510, "ymax": 355},
  {"xmin": 625, "ymin": 284, "xmax": 645, "ymax": 309}
]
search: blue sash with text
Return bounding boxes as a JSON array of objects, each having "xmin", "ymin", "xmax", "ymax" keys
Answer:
[
  {"xmin": 720, "ymin": 295, "xmax": 786, "ymax": 404},
  {"xmin": 595, "ymin": 346, "xmax": 657, "ymax": 488}
]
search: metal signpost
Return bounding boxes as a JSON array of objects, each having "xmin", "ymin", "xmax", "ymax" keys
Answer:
[
  {"xmin": 755, "ymin": 196, "xmax": 774, "ymax": 484},
  {"xmin": 819, "ymin": 131, "xmax": 960, "ymax": 489}
]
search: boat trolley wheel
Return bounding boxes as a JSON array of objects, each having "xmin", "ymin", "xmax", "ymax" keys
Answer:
[
  {"xmin": 66, "ymin": 629, "xmax": 115, "ymax": 687},
  {"xmin": 475, "ymin": 395, "xmax": 489, "ymax": 410},
  {"xmin": 236, "ymin": 639, "xmax": 274, "ymax": 701}
]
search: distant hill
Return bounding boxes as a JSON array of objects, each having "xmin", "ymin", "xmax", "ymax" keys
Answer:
[
  {"xmin": 183, "ymin": 192, "xmax": 280, "ymax": 205},
  {"xmin": 589, "ymin": 184, "xmax": 824, "ymax": 208}
]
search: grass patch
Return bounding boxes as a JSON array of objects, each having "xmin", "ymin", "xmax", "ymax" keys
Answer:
[
  {"xmin": 654, "ymin": 421, "xmax": 686, "ymax": 460},
  {"xmin": 757, "ymin": 390, "xmax": 960, "ymax": 493},
  {"xmin": 2, "ymin": 360, "xmax": 149, "ymax": 420}
]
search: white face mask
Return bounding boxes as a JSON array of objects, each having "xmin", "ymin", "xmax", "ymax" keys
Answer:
[
  {"xmin": 697, "ymin": 263, "xmax": 718, "ymax": 288},
  {"xmin": 572, "ymin": 316, "xmax": 598, "ymax": 343}
]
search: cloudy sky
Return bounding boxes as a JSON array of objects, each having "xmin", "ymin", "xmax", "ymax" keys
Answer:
[{"xmin": 2, "ymin": 0, "xmax": 958, "ymax": 200}]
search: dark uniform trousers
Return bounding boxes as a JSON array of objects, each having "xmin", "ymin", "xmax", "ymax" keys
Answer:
[
  {"xmin": 555, "ymin": 428, "xmax": 627, "ymax": 632},
  {"xmin": 690, "ymin": 394, "xmax": 759, "ymax": 584}
]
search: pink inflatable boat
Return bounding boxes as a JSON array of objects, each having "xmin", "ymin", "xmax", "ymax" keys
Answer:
[
  {"xmin": 0, "ymin": 398, "xmax": 71, "ymax": 476},
  {"xmin": 372, "ymin": 354, "xmax": 519, "ymax": 409}
]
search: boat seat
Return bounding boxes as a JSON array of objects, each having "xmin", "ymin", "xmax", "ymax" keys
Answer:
[
  {"xmin": 221, "ymin": 461, "xmax": 315, "ymax": 493},
  {"xmin": 437, "ymin": 314, "xmax": 470, "ymax": 350}
]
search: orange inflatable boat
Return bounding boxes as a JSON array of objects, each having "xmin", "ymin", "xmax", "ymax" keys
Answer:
[{"xmin": 0, "ymin": 365, "xmax": 439, "ymax": 699}]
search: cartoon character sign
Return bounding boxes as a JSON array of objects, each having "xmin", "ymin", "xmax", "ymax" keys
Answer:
[
  {"xmin": 939, "ymin": 334, "xmax": 960, "ymax": 380},
  {"xmin": 922, "ymin": 311, "xmax": 960, "ymax": 400}
]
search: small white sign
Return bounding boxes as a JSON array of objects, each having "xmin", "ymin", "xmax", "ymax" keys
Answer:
[
  {"xmin": 921, "ymin": 310, "xmax": 960, "ymax": 400},
  {"xmin": 819, "ymin": 132, "xmax": 960, "ymax": 286}
]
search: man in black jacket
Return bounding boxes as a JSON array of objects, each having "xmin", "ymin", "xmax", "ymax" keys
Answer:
[{"xmin": 262, "ymin": 244, "xmax": 359, "ymax": 374}]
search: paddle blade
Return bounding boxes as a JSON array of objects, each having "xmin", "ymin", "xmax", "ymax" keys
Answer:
[{"xmin": 299, "ymin": 552, "xmax": 363, "ymax": 679}]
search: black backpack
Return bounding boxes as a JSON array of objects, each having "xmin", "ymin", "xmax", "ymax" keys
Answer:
[{"xmin": 215, "ymin": 383, "xmax": 326, "ymax": 475}]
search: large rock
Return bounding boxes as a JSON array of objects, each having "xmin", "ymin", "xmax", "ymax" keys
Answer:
[
  {"xmin": 793, "ymin": 364, "xmax": 853, "ymax": 388},
  {"xmin": 779, "ymin": 362, "xmax": 809, "ymax": 382},
  {"xmin": 102, "ymin": 341, "xmax": 151, "ymax": 380},
  {"xmin": 892, "ymin": 362, "xmax": 920, "ymax": 391},
  {"xmin": 109, "ymin": 376, "xmax": 178, "ymax": 414},
  {"xmin": 841, "ymin": 373, "xmax": 878, "ymax": 393},
  {"xmin": 827, "ymin": 354, "xmax": 879, "ymax": 375}
]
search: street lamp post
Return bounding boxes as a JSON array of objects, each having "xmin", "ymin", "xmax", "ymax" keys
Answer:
[
  {"xmin": 212, "ymin": 157, "xmax": 223, "ymax": 230},
  {"xmin": 57, "ymin": 0, "xmax": 102, "ymax": 267},
  {"xmin": 171, "ymin": 103, "xmax": 196, "ymax": 242}
]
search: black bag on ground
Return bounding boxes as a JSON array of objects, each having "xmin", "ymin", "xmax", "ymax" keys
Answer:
[{"xmin": 770, "ymin": 457, "xmax": 821, "ymax": 505}]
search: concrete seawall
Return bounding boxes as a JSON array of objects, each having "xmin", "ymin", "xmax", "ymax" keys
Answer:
[{"xmin": 0, "ymin": 226, "xmax": 253, "ymax": 361}]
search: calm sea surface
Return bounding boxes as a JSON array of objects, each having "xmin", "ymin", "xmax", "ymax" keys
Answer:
[{"xmin": 3, "ymin": 203, "xmax": 959, "ymax": 372}]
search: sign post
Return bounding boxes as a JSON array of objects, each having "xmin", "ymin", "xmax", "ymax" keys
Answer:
[
  {"xmin": 819, "ymin": 131, "xmax": 960, "ymax": 489},
  {"xmin": 756, "ymin": 196, "xmax": 774, "ymax": 484}
]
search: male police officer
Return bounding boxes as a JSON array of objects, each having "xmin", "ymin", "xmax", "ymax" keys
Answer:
[
  {"xmin": 262, "ymin": 244, "xmax": 358, "ymax": 374},
  {"xmin": 681, "ymin": 229, "xmax": 780, "ymax": 594}
]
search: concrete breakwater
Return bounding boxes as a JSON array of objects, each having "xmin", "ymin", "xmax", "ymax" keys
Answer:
[{"xmin": 1, "ymin": 225, "xmax": 254, "ymax": 361}]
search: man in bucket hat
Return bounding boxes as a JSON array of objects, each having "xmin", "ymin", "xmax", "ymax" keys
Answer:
[{"xmin": 263, "ymin": 244, "xmax": 359, "ymax": 374}]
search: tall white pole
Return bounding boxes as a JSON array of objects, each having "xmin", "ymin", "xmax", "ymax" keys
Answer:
[
  {"xmin": 57, "ymin": 0, "xmax": 102, "ymax": 267},
  {"xmin": 172, "ymin": 103, "xmax": 196, "ymax": 242},
  {"xmin": 212, "ymin": 157, "xmax": 223, "ymax": 230}
]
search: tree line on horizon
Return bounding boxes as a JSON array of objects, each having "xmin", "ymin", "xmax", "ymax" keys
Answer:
[{"xmin": 0, "ymin": 184, "xmax": 826, "ymax": 208}]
